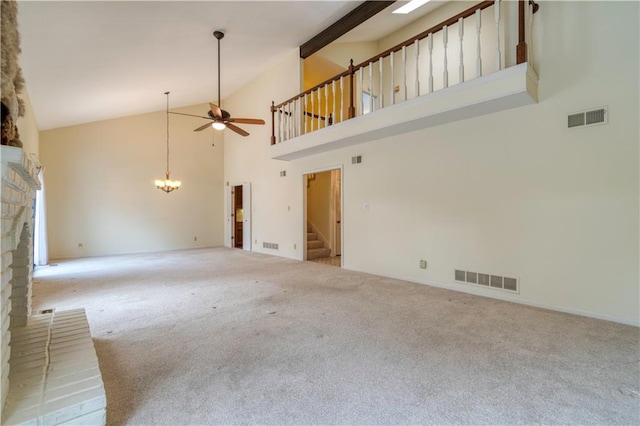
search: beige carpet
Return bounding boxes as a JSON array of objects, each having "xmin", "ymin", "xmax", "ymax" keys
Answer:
[{"xmin": 32, "ymin": 248, "xmax": 639, "ymax": 425}]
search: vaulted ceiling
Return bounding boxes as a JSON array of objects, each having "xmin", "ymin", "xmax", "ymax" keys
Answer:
[{"xmin": 17, "ymin": 1, "xmax": 445, "ymax": 130}]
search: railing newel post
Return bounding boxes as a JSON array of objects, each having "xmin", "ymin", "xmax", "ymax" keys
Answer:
[
  {"xmin": 270, "ymin": 101, "xmax": 276, "ymax": 145},
  {"xmin": 516, "ymin": 0, "xmax": 527, "ymax": 64},
  {"xmin": 348, "ymin": 59, "xmax": 356, "ymax": 119}
]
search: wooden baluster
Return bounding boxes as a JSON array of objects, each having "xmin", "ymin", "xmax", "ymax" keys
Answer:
[
  {"xmin": 390, "ymin": 50, "xmax": 395, "ymax": 105},
  {"xmin": 283, "ymin": 103, "xmax": 287, "ymax": 141},
  {"xmin": 458, "ymin": 17, "xmax": 464, "ymax": 83},
  {"xmin": 414, "ymin": 39, "xmax": 420, "ymax": 98},
  {"xmin": 291, "ymin": 99, "xmax": 296, "ymax": 138},
  {"xmin": 476, "ymin": 8, "xmax": 482, "ymax": 78},
  {"xmin": 310, "ymin": 90, "xmax": 315, "ymax": 131},
  {"xmin": 368, "ymin": 62, "xmax": 373, "ymax": 112},
  {"xmin": 495, "ymin": 0, "xmax": 501, "ymax": 71},
  {"xmin": 379, "ymin": 59, "xmax": 384, "ymax": 109},
  {"xmin": 288, "ymin": 101, "xmax": 295, "ymax": 139},
  {"xmin": 324, "ymin": 84, "xmax": 329, "ymax": 128},
  {"xmin": 332, "ymin": 80, "xmax": 336, "ymax": 124},
  {"xmin": 427, "ymin": 33, "xmax": 434, "ymax": 93},
  {"xmin": 358, "ymin": 67, "xmax": 364, "ymax": 115},
  {"xmin": 296, "ymin": 97, "xmax": 300, "ymax": 137},
  {"xmin": 340, "ymin": 75, "xmax": 345, "ymax": 122},
  {"xmin": 443, "ymin": 25, "xmax": 449, "ymax": 88},
  {"xmin": 402, "ymin": 45, "xmax": 407, "ymax": 101},
  {"xmin": 291, "ymin": 100, "xmax": 295, "ymax": 138},
  {"xmin": 318, "ymin": 86, "xmax": 322, "ymax": 128},
  {"xmin": 289, "ymin": 103, "xmax": 293, "ymax": 140},
  {"xmin": 277, "ymin": 105, "xmax": 282, "ymax": 143},
  {"xmin": 303, "ymin": 93, "xmax": 307, "ymax": 134}
]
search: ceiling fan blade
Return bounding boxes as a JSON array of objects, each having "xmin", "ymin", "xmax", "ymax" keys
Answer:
[
  {"xmin": 226, "ymin": 123, "xmax": 250, "ymax": 137},
  {"xmin": 229, "ymin": 118, "xmax": 265, "ymax": 125},
  {"xmin": 209, "ymin": 103, "xmax": 222, "ymax": 118},
  {"xmin": 193, "ymin": 122, "xmax": 213, "ymax": 132}
]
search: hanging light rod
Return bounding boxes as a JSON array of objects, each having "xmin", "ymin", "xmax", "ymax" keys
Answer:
[
  {"xmin": 212, "ymin": 30, "xmax": 225, "ymax": 131},
  {"xmin": 154, "ymin": 91, "xmax": 182, "ymax": 193}
]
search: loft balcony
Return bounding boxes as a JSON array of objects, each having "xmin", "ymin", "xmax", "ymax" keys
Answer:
[{"xmin": 270, "ymin": 0, "xmax": 539, "ymax": 161}]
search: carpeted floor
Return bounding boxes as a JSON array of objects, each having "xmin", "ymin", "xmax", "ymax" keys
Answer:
[{"xmin": 32, "ymin": 248, "xmax": 639, "ymax": 425}]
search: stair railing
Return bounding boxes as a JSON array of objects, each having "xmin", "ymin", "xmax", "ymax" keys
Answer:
[{"xmin": 271, "ymin": 0, "xmax": 537, "ymax": 145}]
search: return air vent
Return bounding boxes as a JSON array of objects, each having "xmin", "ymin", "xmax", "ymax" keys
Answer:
[
  {"xmin": 455, "ymin": 269, "xmax": 519, "ymax": 293},
  {"xmin": 263, "ymin": 242, "xmax": 279, "ymax": 250},
  {"xmin": 568, "ymin": 107, "xmax": 607, "ymax": 129}
]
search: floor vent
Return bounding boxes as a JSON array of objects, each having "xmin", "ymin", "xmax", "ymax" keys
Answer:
[
  {"xmin": 568, "ymin": 106, "xmax": 607, "ymax": 129},
  {"xmin": 455, "ymin": 269, "xmax": 519, "ymax": 293},
  {"xmin": 263, "ymin": 242, "xmax": 279, "ymax": 250}
]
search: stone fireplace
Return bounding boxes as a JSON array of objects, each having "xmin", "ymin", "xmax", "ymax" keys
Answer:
[{"xmin": 1, "ymin": 145, "xmax": 40, "ymax": 418}]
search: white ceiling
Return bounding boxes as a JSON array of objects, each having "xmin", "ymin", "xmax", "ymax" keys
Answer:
[{"xmin": 17, "ymin": 0, "xmax": 444, "ymax": 130}]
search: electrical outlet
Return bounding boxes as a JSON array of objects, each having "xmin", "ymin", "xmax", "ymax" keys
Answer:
[
  {"xmin": 78, "ymin": 243, "xmax": 83, "ymax": 248},
  {"xmin": 294, "ymin": 243, "xmax": 297, "ymax": 250},
  {"xmin": 419, "ymin": 260, "xmax": 427, "ymax": 269},
  {"xmin": 194, "ymin": 236, "xmax": 198, "ymax": 241}
]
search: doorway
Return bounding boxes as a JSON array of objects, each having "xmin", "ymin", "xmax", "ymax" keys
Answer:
[
  {"xmin": 226, "ymin": 183, "xmax": 252, "ymax": 251},
  {"xmin": 233, "ymin": 185, "xmax": 243, "ymax": 248},
  {"xmin": 304, "ymin": 168, "xmax": 342, "ymax": 267}
]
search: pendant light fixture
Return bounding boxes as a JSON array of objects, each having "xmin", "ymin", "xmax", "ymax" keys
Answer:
[{"xmin": 154, "ymin": 91, "xmax": 182, "ymax": 193}]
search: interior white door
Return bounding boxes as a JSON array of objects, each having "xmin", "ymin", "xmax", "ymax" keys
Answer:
[
  {"xmin": 242, "ymin": 182, "xmax": 251, "ymax": 251},
  {"xmin": 225, "ymin": 185, "xmax": 233, "ymax": 248}
]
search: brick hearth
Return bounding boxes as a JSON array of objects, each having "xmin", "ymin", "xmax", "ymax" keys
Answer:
[{"xmin": 1, "ymin": 146, "xmax": 105, "ymax": 425}]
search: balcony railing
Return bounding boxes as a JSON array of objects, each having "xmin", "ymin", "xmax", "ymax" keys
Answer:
[{"xmin": 271, "ymin": 0, "xmax": 537, "ymax": 145}]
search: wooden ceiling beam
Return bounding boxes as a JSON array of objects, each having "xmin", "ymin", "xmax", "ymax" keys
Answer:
[{"xmin": 299, "ymin": 1, "xmax": 396, "ymax": 59}]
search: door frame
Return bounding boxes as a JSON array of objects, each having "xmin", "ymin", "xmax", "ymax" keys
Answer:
[{"xmin": 303, "ymin": 165, "xmax": 343, "ymax": 265}]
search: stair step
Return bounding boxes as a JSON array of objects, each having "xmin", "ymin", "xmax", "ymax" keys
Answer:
[
  {"xmin": 307, "ymin": 247, "xmax": 331, "ymax": 260},
  {"xmin": 307, "ymin": 232, "xmax": 317, "ymax": 241},
  {"xmin": 307, "ymin": 226, "xmax": 313, "ymax": 233},
  {"xmin": 307, "ymin": 240, "xmax": 324, "ymax": 250}
]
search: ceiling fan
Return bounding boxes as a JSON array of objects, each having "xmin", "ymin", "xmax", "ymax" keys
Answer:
[{"xmin": 191, "ymin": 30, "xmax": 265, "ymax": 136}]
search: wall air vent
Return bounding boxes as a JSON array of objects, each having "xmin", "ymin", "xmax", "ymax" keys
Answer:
[
  {"xmin": 263, "ymin": 242, "xmax": 279, "ymax": 250},
  {"xmin": 352, "ymin": 155, "xmax": 362, "ymax": 164},
  {"xmin": 568, "ymin": 106, "xmax": 608, "ymax": 129},
  {"xmin": 455, "ymin": 269, "xmax": 519, "ymax": 293}
]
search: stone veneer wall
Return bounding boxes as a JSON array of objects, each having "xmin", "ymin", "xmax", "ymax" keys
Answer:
[{"xmin": 0, "ymin": 145, "xmax": 40, "ymax": 421}]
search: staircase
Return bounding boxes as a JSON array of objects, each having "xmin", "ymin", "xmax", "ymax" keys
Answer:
[{"xmin": 307, "ymin": 224, "xmax": 331, "ymax": 260}]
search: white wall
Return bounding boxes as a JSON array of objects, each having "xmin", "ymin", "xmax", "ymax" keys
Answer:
[
  {"xmin": 224, "ymin": 1, "xmax": 639, "ymax": 325},
  {"xmin": 223, "ymin": 48, "xmax": 304, "ymax": 258},
  {"xmin": 40, "ymin": 103, "xmax": 225, "ymax": 258}
]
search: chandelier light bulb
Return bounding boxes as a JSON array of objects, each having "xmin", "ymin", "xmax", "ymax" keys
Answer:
[{"xmin": 212, "ymin": 121, "xmax": 226, "ymax": 130}]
